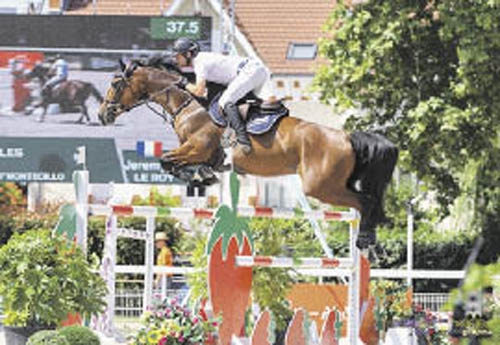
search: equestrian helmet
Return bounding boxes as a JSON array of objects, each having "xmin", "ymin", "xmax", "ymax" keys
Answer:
[{"xmin": 173, "ymin": 37, "xmax": 200, "ymax": 57}]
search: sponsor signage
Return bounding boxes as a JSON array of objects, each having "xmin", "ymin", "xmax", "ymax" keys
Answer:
[
  {"xmin": 122, "ymin": 150, "xmax": 182, "ymax": 184},
  {"xmin": 0, "ymin": 138, "xmax": 185, "ymax": 184},
  {"xmin": 0, "ymin": 137, "xmax": 123, "ymax": 183}
]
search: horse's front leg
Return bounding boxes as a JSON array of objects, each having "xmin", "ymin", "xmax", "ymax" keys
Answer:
[
  {"xmin": 161, "ymin": 140, "xmax": 214, "ymax": 167},
  {"xmin": 160, "ymin": 142, "xmax": 196, "ymax": 170},
  {"xmin": 160, "ymin": 142, "xmax": 218, "ymax": 185}
]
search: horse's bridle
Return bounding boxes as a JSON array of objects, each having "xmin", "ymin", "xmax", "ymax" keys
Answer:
[
  {"xmin": 103, "ymin": 64, "xmax": 193, "ymax": 125},
  {"xmin": 103, "ymin": 72, "xmax": 148, "ymax": 122}
]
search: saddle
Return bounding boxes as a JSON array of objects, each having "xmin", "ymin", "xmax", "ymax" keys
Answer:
[{"xmin": 208, "ymin": 93, "xmax": 289, "ymax": 135}]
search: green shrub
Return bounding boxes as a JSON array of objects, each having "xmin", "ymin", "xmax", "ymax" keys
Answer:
[
  {"xmin": 0, "ymin": 229, "xmax": 107, "ymax": 328},
  {"xmin": 59, "ymin": 326, "xmax": 100, "ymax": 345},
  {"xmin": 27, "ymin": 330, "xmax": 69, "ymax": 345}
]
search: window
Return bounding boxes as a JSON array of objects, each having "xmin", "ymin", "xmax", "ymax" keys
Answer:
[{"xmin": 287, "ymin": 43, "xmax": 317, "ymax": 60}]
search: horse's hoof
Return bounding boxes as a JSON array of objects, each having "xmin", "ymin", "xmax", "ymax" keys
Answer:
[
  {"xmin": 356, "ymin": 231, "xmax": 376, "ymax": 250},
  {"xmin": 202, "ymin": 176, "xmax": 219, "ymax": 186},
  {"xmin": 160, "ymin": 158, "xmax": 175, "ymax": 172}
]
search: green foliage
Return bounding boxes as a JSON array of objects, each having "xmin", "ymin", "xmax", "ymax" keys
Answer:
[
  {"xmin": 0, "ymin": 208, "xmax": 58, "ymax": 246},
  {"xmin": 185, "ymin": 230, "xmax": 209, "ymax": 301},
  {"xmin": 484, "ymin": 318, "xmax": 500, "ymax": 345},
  {"xmin": 59, "ymin": 326, "xmax": 100, "ymax": 345},
  {"xmin": 0, "ymin": 182, "xmax": 25, "ymax": 206},
  {"xmin": 130, "ymin": 186, "xmax": 181, "ymax": 207},
  {"xmin": 27, "ymin": 330, "xmax": 69, "ymax": 345},
  {"xmin": 315, "ymin": 0, "xmax": 500, "ymax": 261},
  {"xmin": 249, "ymin": 217, "xmax": 324, "ymax": 331},
  {"xmin": 87, "ymin": 216, "xmax": 182, "ymax": 263},
  {"xmin": 372, "ymin": 280, "xmax": 411, "ymax": 331},
  {"xmin": 0, "ymin": 230, "xmax": 107, "ymax": 328}
]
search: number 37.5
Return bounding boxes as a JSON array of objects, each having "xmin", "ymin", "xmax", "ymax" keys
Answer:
[{"xmin": 166, "ymin": 21, "xmax": 200, "ymax": 34}]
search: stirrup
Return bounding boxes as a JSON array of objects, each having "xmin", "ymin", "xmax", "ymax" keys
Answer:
[
  {"xmin": 236, "ymin": 134, "xmax": 252, "ymax": 154},
  {"xmin": 221, "ymin": 127, "xmax": 237, "ymax": 149}
]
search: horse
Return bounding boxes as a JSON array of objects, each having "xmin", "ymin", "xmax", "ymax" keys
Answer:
[
  {"xmin": 98, "ymin": 61, "xmax": 399, "ymax": 249},
  {"xmin": 24, "ymin": 63, "xmax": 103, "ymax": 123}
]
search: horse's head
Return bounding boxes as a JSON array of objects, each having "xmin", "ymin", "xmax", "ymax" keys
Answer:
[
  {"xmin": 98, "ymin": 60, "xmax": 150, "ymax": 125},
  {"xmin": 25, "ymin": 63, "xmax": 48, "ymax": 80},
  {"xmin": 98, "ymin": 59, "xmax": 185, "ymax": 125}
]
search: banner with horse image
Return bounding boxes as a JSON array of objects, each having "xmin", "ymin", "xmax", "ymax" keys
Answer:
[{"xmin": 0, "ymin": 14, "xmax": 212, "ymax": 183}]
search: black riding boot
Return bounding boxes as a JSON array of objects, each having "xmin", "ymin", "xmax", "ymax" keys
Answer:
[
  {"xmin": 41, "ymin": 85, "xmax": 52, "ymax": 100},
  {"xmin": 224, "ymin": 102, "xmax": 252, "ymax": 154}
]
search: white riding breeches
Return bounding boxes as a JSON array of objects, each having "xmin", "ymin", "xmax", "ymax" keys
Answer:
[
  {"xmin": 218, "ymin": 59, "xmax": 271, "ymax": 108},
  {"xmin": 45, "ymin": 75, "xmax": 67, "ymax": 89}
]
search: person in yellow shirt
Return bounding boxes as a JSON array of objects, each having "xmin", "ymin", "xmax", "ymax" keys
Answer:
[{"xmin": 155, "ymin": 232, "xmax": 173, "ymax": 290}]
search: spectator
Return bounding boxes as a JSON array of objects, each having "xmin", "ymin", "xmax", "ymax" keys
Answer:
[{"xmin": 154, "ymin": 232, "xmax": 173, "ymax": 291}]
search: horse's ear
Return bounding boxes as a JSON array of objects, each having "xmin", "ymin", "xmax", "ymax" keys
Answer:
[
  {"xmin": 118, "ymin": 59, "xmax": 126, "ymax": 72},
  {"xmin": 124, "ymin": 63, "xmax": 138, "ymax": 78}
]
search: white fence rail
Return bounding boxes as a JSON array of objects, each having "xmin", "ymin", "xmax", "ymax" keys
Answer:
[
  {"xmin": 111, "ymin": 290, "xmax": 451, "ymax": 320},
  {"xmin": 413, "ymin": 293, "xmax": 451, "ymax": 312}
]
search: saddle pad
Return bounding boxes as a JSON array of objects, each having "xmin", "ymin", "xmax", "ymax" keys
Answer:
[{"xmin": 208, "ymin": 95, "xmax": 288, "ymax": 135}]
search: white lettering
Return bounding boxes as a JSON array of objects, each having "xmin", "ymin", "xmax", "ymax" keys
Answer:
[
  {"xmin": 0, "ymin": 148, "xmax": 24, "ymax": 158},
  {"xmin": 132, "ymin": 173, "xmax": 149, "ymax": 183},
  {"xmin": 123, "ymin": 159, "xmax": 162, "ymax": 172},
  {"xmin": 0, "ymin": 171, "xmax": 65, "ymax": 182},
  {"xmin": 150, "ymin": 174, "xmax": 175, "ymax": 183}
]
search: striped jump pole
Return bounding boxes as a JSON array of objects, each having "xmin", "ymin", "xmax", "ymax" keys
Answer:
[
  {"xmin": 235, "ymin": 256, "xmax": 354, "ymax": 269},
  {"xmin": 89, "ymin": 204, "xmax": 356, "ymax": 221}
]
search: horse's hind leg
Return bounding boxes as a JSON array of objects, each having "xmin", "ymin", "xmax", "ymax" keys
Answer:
[
  {"xmin": 305, "ymin": 179, "xmax": 375, "ymax": 249},
  {"xmin": 37, "ymin": 105, "xmax": 48, "ymax": 122},
  {"xmin": 299, "ymin": 148, "xmax": 376, "ymax": 249},
  {"xmin": 77, "ymin": 105, "xmax": 90, "ymax": 124}
]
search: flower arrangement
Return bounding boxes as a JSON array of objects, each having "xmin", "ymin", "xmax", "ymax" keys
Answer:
[
  {"xmin": 131, "ymin": 296, "xmax": 219, "ymax": 345},
  {"xmin": 392, "ymin": 304, "xmax": 448, "ymax": 345}
]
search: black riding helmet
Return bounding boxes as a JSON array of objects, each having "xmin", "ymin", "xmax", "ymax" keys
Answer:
[{"xmin": 173, "ymin": 37, "xmax": 200, "ymax": 58}]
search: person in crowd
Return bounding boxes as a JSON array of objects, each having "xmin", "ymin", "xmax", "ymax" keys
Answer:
[{"xmin": 154, "ymin": 232, "xmax": 174, "ymax": 291}]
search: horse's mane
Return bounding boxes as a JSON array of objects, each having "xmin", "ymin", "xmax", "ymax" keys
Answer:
[{"xmin": 131, "ymin": 56, "xmax": 183, "ymax": 75}]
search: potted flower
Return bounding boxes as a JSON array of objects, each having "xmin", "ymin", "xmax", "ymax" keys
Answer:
[
  {"xmin": 0, "ymin": 229, "xmax": 107, "ymax": 345},
  {"xmin": 131, "ymin": 296, "xmax": 219, "ymax": 345}
]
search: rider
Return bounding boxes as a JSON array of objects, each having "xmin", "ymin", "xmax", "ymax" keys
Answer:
[
  {"xmin": 172, "ymin": 37, "xmax": 271, "ymax": 154},
  {"xmin": 42, "ymin": 54, "xmax": 69, "ymax": 99}
]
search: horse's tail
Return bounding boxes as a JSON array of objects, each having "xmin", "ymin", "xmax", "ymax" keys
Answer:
[
  {"xmin": 348, "ymin": 131, "xmax": 399, "ymax": 225},
  {"xmin": 87, "ymin": 83, "xmax": 103, "ymax": 103}
]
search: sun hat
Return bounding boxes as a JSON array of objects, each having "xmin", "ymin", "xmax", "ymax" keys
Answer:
[{"xmin": 155, "ymin": 232, "xmax": 168, "ymax": 242}]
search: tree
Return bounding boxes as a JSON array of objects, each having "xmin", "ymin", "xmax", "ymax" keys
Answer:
[{"xmin": 314, "ymin": 0, "xmax": 500, "ymax": 261}]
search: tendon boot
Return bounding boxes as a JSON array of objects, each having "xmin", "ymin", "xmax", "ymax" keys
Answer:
[{"xmin": 224, "ymin": 102, "xmax": 252, "ymax": 154}]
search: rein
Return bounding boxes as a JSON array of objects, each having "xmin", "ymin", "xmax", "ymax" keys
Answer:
[
  {"xmin": 146, "ymin": 85, "xmax": 194, "ymax": 127},
  {"xmin": 105, "ymin": 65, "xmax": 195, "ymax": 126}
]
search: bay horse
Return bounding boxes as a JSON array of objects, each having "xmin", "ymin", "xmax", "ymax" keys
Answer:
[
  {"xmin": 98, "ymin": 61, "xmax": 398, "ymax": 249},
  {"xmin": 25, "ymin": 63, "xmax": 103, "ymax": 123}
]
